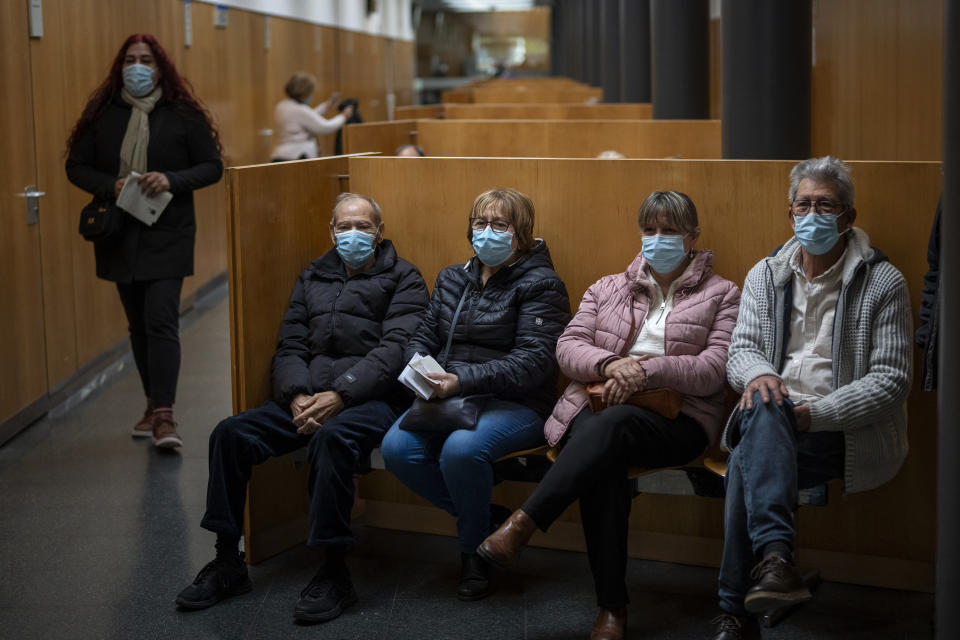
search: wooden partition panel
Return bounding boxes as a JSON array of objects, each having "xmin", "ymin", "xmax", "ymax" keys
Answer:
[
  {"xmin": 416, "ymin": 120, "xmax": 721, "ymax": 159},
  {"xmin": 444, "ymin": 103, "xmax": 654, "ymax": 120},
  {"xmin": 340, "ymin": 157, "xmax": 939, "ymax": 590},
  {"xmin": 226, "ymin": 156, "xmax": 348, "ymax": 561},
  {"xmin": 394, "ymin": 105, "xmax": 445, "ymax": 120},
  {"xmin": 343, "ymin": 120, "xmax": 418, "ymax": 156},
  {"xmin": 468, "ymin": 87, "xmax": 603, "ymax": 104}
]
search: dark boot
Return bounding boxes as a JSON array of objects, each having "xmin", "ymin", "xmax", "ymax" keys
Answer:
[
  {"xmin": 744, "ymin": 553, "xmax": 812, "ymax": 613},
  {"xmin": 590, "ymin": 607, "xmax": 627, "ymax": 640},
  {"xmin": 476, "ymin": 508, "xmax": 537, "ymax": 569},
  {"xmin": 457, "ymin": 552, "xmax": 493, "ymax": 601},
  {"xmin": 709, "ymin": 613, "xmax": 760, "ymax": 639}
]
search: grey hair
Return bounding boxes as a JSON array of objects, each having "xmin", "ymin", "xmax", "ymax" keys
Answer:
[
  {"xmin": 331, "ymin": 192, "xmax": 382, "ymax": 225},
  {"xmin": 636, "ymin": 190, "xmax": 699, "ymax": 234},
  {"xmin": 395, "ymin": 144, "xmax": 425, "ymax": 157},
  {"xmin": 788, "ymin": 156, "xmax": 855, "ymax": 208}
]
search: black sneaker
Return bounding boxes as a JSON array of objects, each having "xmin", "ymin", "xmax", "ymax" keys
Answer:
[
  {"xmin": 457, "ymin": 552, "xmax": 493, "ymax": 602},
  {"xmin": 176, "ymin": 554, "xmax": 252, "ymax": 610},
  {"xmin": 294, "ymin": 567, "xmax": 358, "ymax": 623}
]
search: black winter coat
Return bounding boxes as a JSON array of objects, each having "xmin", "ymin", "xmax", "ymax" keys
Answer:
[
  {"xmin": 271, "ymin": 240, "xmax": 429, "ymax": 412},
  {"xmin": 66, "ymin": 95, "xmax": 223, "ymax": 282},
  {"xmin": 405, "ymin": 240, "xmax": 572, "ymax": 417}
]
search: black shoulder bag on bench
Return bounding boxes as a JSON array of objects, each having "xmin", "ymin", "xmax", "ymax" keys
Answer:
[{"xmin": 399, "ymin": 285, "xmax": 492, "ymax": 433}]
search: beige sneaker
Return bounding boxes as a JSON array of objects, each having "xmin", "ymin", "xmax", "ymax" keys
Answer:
[
  {"xmin": 131, "ymin": 401, "xmax": 153, "ymax": 438},
  {"xmin": 151, "ymin": 409, "xmax": 183, "ymax": 448}
]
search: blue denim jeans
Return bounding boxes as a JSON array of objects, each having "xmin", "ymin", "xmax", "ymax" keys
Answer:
[
  {"xmin": 718, "ymin": 391, "xmax": 844, "ymax": 615},
  {"xmin": 381, "ymin": 399, "xmax": 545, "ymax": 552}
]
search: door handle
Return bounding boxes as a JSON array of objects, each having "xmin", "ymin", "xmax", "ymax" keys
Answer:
[{"xmin": 18, "ymin": 186, "xmax": 45, "ymax": 225}]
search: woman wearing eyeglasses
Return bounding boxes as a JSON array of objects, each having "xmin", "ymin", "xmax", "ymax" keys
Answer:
[
  {"xmin": 477, "ymin": 191, "xmax": 740, "ymax": 640},
  {"xmin": 381, "ymin": 187, "xmax": 571, "ymax": 601}
]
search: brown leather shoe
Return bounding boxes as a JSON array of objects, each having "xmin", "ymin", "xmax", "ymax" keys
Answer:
[
  {"xmin": 743, "ymin": 553, "xmax": 812, "ymax": 613},
  {"xmin": 709, "ymin": 613, "xmax": 760, "ymax": 640},
  {"xmin": 476, "ymin": 508, "xmax": 536, "ymax": 569},
  {"xmin": 131, "ymin": 400, "xmax": 153, "ymax": 438},
  {"xmin": 590, "ymin": 607, "xmax": 626, "ymax": 640},
  {"xmin": 151, "ymin": 409, "xmax": 183, "ymax": 449}
]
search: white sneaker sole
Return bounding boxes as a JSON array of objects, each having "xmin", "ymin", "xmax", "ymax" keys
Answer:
[
  {"xmin": 153, "ymin": 435, "xmax": 183, "ymax": 448},
  {"xmin": 131, "ymin": 428, "xmax": 153, "ymax": 438}
]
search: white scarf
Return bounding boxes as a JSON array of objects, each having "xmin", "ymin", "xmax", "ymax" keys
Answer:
[{"xmin": 119, "ymin": 87, "xmax": 162, "ymax": 177}]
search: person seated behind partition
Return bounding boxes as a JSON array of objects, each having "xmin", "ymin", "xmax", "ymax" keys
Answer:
[
  {"xmin": 396, "ymin": 143, "xmax": 425, "ymax": 157},
  {"xmin": 271, "ymin": 72, "xmax": 354, "ymax": 161},
  {"xmin": 380, "ymin": 187, "xmax": 572, "ymax": 602},
  {"xmin": 708, "ymin": 156, "xmax": 912, "ymax": 640},
  {"xmin": 176, "ymin": 193, "xmax": 429, "ymax": 623},
  {"xmin": 478, "ymin": 191, "xmax": 741, "ymax": 640}
]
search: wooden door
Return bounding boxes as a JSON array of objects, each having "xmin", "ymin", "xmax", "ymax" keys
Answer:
[{"xmin": 0, "ymin": 1, "xmax": 48, "ymax": 424}]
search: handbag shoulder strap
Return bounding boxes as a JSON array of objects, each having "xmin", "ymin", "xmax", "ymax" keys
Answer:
[{"xmin": 441, "ymin": 285, "xmax": 471, "ymax": 368}]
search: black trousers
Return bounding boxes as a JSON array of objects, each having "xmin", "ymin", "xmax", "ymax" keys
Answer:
[
  {"xmin": 116, "ymin": 278, "xmax": 183, "ymax": 406},
  {"xmin": 200, "ymin": 399, "xmax": 397, "ymax": 548},
  {"xmin": 522, "ymin": 405, "xmax": 708, "ymax": 609}
]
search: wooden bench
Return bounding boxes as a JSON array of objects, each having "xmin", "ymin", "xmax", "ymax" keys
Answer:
[{"xmin": 226, "ymin": 155, "xmax": 938, "ymax": 594}]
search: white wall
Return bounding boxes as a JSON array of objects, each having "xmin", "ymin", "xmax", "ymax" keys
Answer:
[{"xmin": 195, "ymin": 0, "xmax": 415, "ymax": 41}]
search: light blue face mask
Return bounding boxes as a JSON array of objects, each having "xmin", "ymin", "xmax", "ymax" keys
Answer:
[
  {"xmin": 642, "ymin": 234, "xmax": 688, "ymax": 274},
  {"xmin": 335, "ymin": 229, "xmax": 377, "ymax": 269},
  {"xmin": 472, "ymin": 226, "xmax": 515, "ymax": 267},
  {"xmin": 123, "ymin": 63, "xmax": 156, "ymax": 97},
  {"xmin": 794, "ymin": 213, "xmax": 843, "ymax": 255}
]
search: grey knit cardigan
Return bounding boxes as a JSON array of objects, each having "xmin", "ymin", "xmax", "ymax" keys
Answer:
[{"xmin": 724, "ymin": 228, "xmax": 912, "ymax": 493}]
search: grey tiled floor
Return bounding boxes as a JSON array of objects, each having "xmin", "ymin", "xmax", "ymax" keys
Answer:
[{"xmin": 0, "ymin": 290, "xmax": 934, "ymax": 639}]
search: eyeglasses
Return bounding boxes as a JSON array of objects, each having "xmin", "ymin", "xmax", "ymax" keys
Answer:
[
  {"xmin": 470, "ymin": 217, "xmax": 512, "ymax": 234},
  {"xmin": 791, "ymin": 199, "xmax": 845, "ymax": 215}
]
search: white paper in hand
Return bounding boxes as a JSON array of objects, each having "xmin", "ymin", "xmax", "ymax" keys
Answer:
[
  {"xmin": 397, "ymin": 353, "xmax": 446, "ymax": 400},
  {"xmin": 116, "ymin": 171, "xmax": 173, "ymax": 226}
]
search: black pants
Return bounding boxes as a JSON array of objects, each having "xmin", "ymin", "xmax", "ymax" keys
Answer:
[
  {"xmin": 200, "ymin": 399, "xmax": 397, "ymax": 548},
  {"xmin": 116, "ymin": 278, "xmax": 183, "ymax": 406},
  {"xmin": 522, "ymin": 405, "xmax": 708, "ymax": 608}
]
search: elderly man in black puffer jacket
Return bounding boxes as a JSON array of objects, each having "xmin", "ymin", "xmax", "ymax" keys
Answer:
[{"xmin": 177, "ymin": 193, "xmax": 428, "ymax": 623}]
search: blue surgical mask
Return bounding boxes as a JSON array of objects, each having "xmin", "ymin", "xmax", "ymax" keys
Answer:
[
  {"xmin": 794, "ymin": 213, "xmax": 842, "ymax": 255},
  {"xmin": 335, "ymin": 229, "xmax": 377, "ymax": 269},
  {"xmin": 123, "ymin": 64, "xmax": 156, "ymax": 97},
  {"xmin": 471, "ymin": 226, "xmax": 515, "ymax": 267},
  {"xmin": 642, "ymin": 234, "xmax": 688, "ymax": 274}
]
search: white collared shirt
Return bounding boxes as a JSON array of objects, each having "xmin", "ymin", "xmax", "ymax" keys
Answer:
[{"xmin": 780, "ymin": 247, "xmax": 847, "ymax": 404}]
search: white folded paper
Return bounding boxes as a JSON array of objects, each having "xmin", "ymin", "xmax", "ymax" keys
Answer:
[
  {"xmin": 116, "ymin": 171, "xmax": 174, "ymax": 226},
  {"xmin": 397, "ymin": 353, "xmax": 446, "ymax": 400}
]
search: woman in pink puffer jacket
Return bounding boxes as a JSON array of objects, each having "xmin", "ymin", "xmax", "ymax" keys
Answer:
[{"xmin": 478, "ymin": 191, "xmax": 740, "ymax": 640}]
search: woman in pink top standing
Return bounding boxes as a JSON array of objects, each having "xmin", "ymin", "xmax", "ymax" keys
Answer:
[
  {"xmin": 478, "ymin": 191, "xmax": 740, "ymax": 640},
  {"xmin": 270, "ymin": 72, "xmax": 353, "ymax": 161}
]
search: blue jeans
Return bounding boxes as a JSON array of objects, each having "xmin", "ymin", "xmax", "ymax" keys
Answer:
[
  {"xmin": 718, "ymin": 391, "xmax": 844, "ymax": 615},
  {"xmin": 381, "ymin": 399, "xmax": 545, "ymax": 552}
]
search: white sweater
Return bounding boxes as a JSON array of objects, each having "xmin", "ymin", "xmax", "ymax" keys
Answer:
[
  {"xmin": 271, "ymin": 98, "xmax": 347, "ymax": 161},
  {"xmin": 725, "ymin": 228, "xmax": 912, "ymax": 493}
]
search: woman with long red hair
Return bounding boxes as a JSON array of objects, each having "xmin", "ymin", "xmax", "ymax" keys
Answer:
[{"xmin": 66, "ymin": 34, "xmax": 223, "ymax": 449}]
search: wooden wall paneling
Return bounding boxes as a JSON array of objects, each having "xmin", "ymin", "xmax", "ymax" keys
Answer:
[
  {"xmin": 343, "ymin": 120, "xmax": 419, "ymax": 156},
  {"xmin": 0, "ymin": 0, "xmax": 47, "ymax": 423},
  {"xmin": 343, "ymin": 157, "xmax": 939, "ymax": 589},
  {"xmin": 392, "ymin": 39, "xmax": 416, "ymax": 108},
  {"xmin": 226, "ymin": 156, "xmax": 347, "ymax": 562},
  {"xmin": 339, "ymin": 31, "xmax": 389, "ymax": 125},
  {"xmin": 414, "ymin": 120, "xmax": 721, "ymax": 159},
  {"xmin": 443, "ymin": 103, "xmax": 654, "ymax": 120},
  {"xmin": 812, "ymin": 0, "xmax": 942, "ymax": 161},
  {"xmin": 894, "ymin": 0, "xmax": 943, "ymax": 160}
]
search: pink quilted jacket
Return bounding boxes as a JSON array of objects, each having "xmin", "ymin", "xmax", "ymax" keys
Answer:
[{"xmin": 544, "ymin": 249, "xmax": 740, "ymax": 447}]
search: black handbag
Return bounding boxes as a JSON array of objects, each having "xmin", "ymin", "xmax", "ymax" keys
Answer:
[
  {"xmin": 399, "ymin": 285, "xmax": 492, "ymax": 432},
  {"xmin": 78, "ymin": 199, "xmax": 123, "ymax": 241}
]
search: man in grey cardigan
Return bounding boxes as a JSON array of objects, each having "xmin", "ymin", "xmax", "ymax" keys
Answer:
[{"xmin": 710, "ymin": 157, "xmax": 912, "ymax": 640}]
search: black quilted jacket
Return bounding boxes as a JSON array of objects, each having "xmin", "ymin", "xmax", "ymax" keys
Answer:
[
  {"xmin": 271, "ymin": 240, "xmax": 429, "ymax": 411},
  {"xmin": 405, "ymin": 240, "xmax": 571, "ymax": 417}
]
